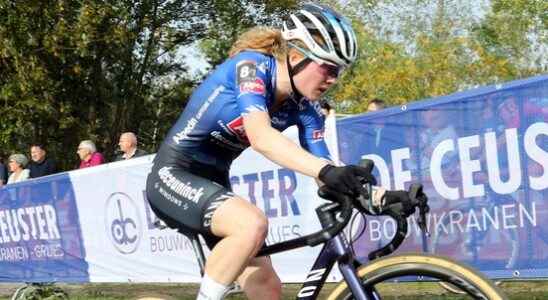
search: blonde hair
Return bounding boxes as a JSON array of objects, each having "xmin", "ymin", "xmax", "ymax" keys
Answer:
[{"xmin": 229, "ymin": 27, "xmax": 290, "ymax": 60}]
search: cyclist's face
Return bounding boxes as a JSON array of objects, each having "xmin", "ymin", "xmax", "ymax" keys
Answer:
[{"xmin": 293, "ymin": 58, "xmax": 341, "ymax": 100}]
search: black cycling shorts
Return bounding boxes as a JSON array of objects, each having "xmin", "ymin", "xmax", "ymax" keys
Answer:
[{"xmin": 146, "ymin": 148, "xmax": 234, "ymax": 248}]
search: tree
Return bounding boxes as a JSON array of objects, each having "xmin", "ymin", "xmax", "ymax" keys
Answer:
[
  {"xmin": 473, "ymin": 0, "xmax": 547, "ymax": 76},
  {"xmin": 199, "ymin": 0, "xmax": 297, "ymax": 66},
  {"xmin": 0, "ymin": 0, "xmax": 295, "ymax": 169},
  {"xmin": 328, "ymin": 0, "xmax": 544, "ymax": 113}
]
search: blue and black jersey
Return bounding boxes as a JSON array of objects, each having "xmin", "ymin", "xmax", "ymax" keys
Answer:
[{"xmin": 160, "ymin": 51, "xmax": 331, "ymax": 171}]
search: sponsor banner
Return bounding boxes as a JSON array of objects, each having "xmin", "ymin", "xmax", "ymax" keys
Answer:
[
  {"xmin": 0, "ymin": 113, "xmax": 337, "ymax": 283},
  {"xmin": 0, "ymin": 173, "xmax": 88, "ymax": 282},
  {"xmin": 337, "ymin": 75, "xmax": 548, "ymax": 278},
  {"xmin": 70, "ymin": 156, "xmax": 202, "ymax": 282}
]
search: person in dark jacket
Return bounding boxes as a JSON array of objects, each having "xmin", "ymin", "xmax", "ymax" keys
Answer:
[
  {"xmin": 28, "ymin": 144, "xmax": 57, "ymax": 178},
  {"xmin": 0, "ymin": 156, "xmax": 8, "ymax": 186}
]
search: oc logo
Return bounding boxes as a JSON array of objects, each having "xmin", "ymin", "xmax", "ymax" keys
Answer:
[{"xmin": 105, "ymin": 192, "xmax": 142, "ymax": 254}]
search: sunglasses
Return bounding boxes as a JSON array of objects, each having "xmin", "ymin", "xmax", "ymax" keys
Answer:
[
  {"xmin": 291, "ymin": 43, "xmax": 345, "ymax": 78},
  {"xmin": 315, "ymin": 61, "xmax": 344, "ymax": 78}
]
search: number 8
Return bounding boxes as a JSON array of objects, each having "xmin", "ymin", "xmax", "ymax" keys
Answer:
[{"xmin": 240, "ymin": 66, "xmax": 249, "ymax": 78}]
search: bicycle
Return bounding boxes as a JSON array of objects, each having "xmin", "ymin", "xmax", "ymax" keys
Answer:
[{"xmin": 159, "ymin": 160, "xmax": 507, "ymax": 299}]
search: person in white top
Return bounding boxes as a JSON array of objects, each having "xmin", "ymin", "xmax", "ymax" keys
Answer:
[{"xmin": 7, "ymin": 153, "xmax": 30, "ymax": 184}]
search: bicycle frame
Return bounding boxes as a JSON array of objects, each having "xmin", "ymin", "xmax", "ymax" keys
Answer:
[
  {"xmin": 255, "ymin": 201, "xmax": 374, "ymax": 300},
  {"xmin": 176, "ymin": 159, "xmax": 427, "ymax": 299},
  {"xmin": 248, "ymin": 181, "xmax": 428, "ymax": 300}
]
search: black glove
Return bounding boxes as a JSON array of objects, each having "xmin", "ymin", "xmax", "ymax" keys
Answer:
[{"xmin": 318, "ymin": 164, "xmax": 377, "ymax": 197}]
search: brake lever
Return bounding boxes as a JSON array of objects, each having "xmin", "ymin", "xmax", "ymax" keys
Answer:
[
  {"xmin": 409, "ymin": 184, "xmax": 430, "ymax": 235},
  {"xmin": 417, "ymin": 197, "xmax": 429, "ymax": 235}
]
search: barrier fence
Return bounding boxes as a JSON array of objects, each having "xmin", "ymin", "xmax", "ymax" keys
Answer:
[{"xmin": 0, "ymin": 75, "xmax": 546, "ymax": 282}]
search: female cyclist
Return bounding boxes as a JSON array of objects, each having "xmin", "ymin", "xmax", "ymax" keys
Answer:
[{"xmin": 146, "ymin": 4, "xmax": 375, "ymax": 300}]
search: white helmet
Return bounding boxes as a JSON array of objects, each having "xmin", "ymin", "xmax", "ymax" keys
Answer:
[{"xmin": 282, "ymin": 3, "xmax": 358, "ymax": 67}]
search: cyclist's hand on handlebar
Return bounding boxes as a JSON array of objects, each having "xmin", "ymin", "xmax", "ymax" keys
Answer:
[{"xmin": 318, "ymin": 164, "xmax": 377, "ymax": 197}]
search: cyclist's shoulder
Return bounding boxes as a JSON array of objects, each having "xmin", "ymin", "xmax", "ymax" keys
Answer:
[
  {"xmin": 231, "ymin": 50, "xmax": 275, "ymax": 63},
  {"xmin": 227, "ymin": 51, "xmax": 276, "ymax": 74}
]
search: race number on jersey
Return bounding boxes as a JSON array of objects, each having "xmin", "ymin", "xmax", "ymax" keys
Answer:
[{"xmin": 236, "ymin": 61, "xmax": 266, "ymax": 96}]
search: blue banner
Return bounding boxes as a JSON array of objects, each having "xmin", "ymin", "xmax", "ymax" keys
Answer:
[
  {"xmin": 338, "ymin": 75, "xmax": 548, "ymax": 278},
  {"xmin": 0, "ymin": 173, "xmax": 89, "ymax": 282}
]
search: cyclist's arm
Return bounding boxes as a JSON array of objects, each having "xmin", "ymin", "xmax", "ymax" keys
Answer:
[
  {"xmin": 244, "ymin": 111, "xmax": 329, "ymax": 178},
  {"xmin": 295, "ymin": 101, "xmax": 334, "ymax": 184}
]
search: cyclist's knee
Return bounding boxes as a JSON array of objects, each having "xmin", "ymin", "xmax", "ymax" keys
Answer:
[{"xmin": 240, "ymin": 212, "xmax": 268, "ymax": 247}]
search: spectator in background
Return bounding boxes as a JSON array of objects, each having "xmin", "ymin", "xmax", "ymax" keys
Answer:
[
  {"xmin": 0, "ymin": 156, "xmax": 7, "ymax": 187},
  {"xmin": 77, "ymin": 140, "xmax": 104, "ymax": 169},
  {"xmin": 28, "ymin": 144, "xmax": 57, "ymax": 178},
  {"xmin": 367, "ymin": 98, "xmax": 386, "ymax": 112},
  {"xmin": 7, "ymin": 154, "xmax": 30, "ymax": 184},
  {"xmin": 114, "ymin": 132, "xmax": 147, "ymax": 161}
]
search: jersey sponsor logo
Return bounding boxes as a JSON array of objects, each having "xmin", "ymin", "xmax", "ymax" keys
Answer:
[
  {"xmin": 236, "ymin": 60, "xmax": 257, "ymax": 84},
  {"xmin": 271, "ymin": 116, "xmax": 287, "ymax": 127},
  {"xmin": 239, "ymin": 78, "xmax": 266, "ymax": 96},
  {"xmin": 312, "ymin": 129, "xmax": 324, "ymax": 140},
  {"xmin": 158, "ymin": 167, "xmax": 205, "ymax": 203},
  {"xmin": 236, "ymin": 60, "xmax": 266, "ymax": 96},
  {"xmin": 227, "ymin": 116, "xmax": 250, "ymax": 143},
  {"xmin": 210, "ymin": 131, "xmax": 247, "ymax": 150},
  {"xmin": 172, "ymin": 86, "xmax": 225, "ymax": 144}
]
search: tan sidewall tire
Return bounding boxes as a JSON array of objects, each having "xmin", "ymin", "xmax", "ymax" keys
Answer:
[{"xmin": 327, "ymin": 253, "xmax": 507, "ymax": 300}]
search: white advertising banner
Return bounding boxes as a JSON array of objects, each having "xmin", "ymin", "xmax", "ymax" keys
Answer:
[{"xmin": 39, "ymin": 114, "xmax": 341, "ymax": 283}]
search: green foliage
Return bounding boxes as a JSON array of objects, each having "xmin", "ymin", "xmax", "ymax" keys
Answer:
[
  {"xmin": 0, "ymin": 0, "xmax": 545, "ymax": 168},
  {"xmin": 329, "ymin": 0, "xmax": 546, "ymax": 113},
  {"xmin": 0, "ymin": 1, "xmax": 192, "ymax": 167},
  {"xmin": 0, "ymin": 1, "xmax": 195, "ymax": 168},
  {"xmin": 199, "ymin": 0, "xmax": 297, "ymax": 66},
  {"xmin": 11, "ymin": 283, "xmax": 68, "ymax": 300},
  {"xmin": 473, "ymin": 0, "xmax": 547, "ymax": 75},
  {"xmin": 0, "ymin": 0, "xmax": 297, "ymax": 170}
]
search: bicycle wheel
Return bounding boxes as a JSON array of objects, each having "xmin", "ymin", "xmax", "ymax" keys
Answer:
[{"xmin": 327, "ymin": 253, "xmax": 507, "ymax": 300}]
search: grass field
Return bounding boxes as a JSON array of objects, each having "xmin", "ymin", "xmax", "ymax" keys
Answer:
[{"xmin": 2, "ymin": 281, "xmax": 548, "ymax": 299}]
